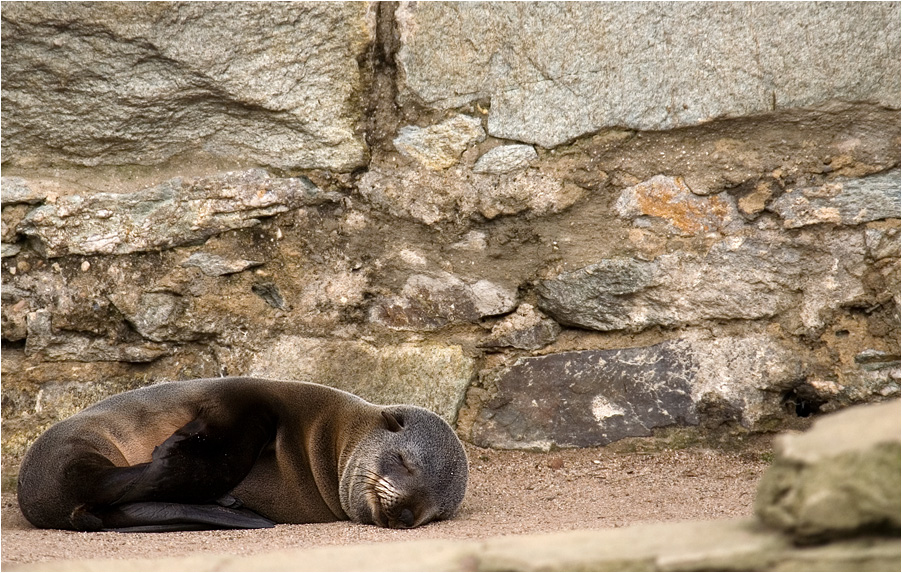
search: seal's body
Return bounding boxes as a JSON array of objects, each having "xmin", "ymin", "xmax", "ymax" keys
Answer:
[{"xmin": 17, "ymin": 378, "xmax": 468, "ymax": 532}]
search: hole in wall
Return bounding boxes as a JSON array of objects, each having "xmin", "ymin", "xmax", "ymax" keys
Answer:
[{"xmin": 781, "ymin": 384, "xmax": 826, "ymax": 418}]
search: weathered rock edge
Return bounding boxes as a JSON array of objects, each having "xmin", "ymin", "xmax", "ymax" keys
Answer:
[
  {"xmin": 7, "ymin": 519, "xmax": 898, "ymax": 572},
  {"xmin": 16, "ymin": 170, "xmax": 339, "ymax": 258},
  {"xmin": 755, "ymin": 399, "xmax": 901, "ymax": 543}
]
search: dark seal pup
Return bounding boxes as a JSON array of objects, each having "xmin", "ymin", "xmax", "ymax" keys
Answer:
[{"xmin": 17, "ymin": 377, "xmax": 469, "ymax": 532}]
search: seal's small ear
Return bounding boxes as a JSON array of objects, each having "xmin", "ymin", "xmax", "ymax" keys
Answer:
[{"xmin": 381, "ymin": 411, "xmax": 404, "ymax": 432}]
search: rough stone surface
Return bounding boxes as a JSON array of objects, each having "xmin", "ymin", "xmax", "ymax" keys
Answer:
[
  {"xmin": 615, "ymin": 175, "xmax": 738, "ymax": 236},
  {"xmin": 17, "ymin": 170, "xmax": 339, "ymax": 257},
  {"xmin": 6, "ymin": 518, "xmax": 901, "ymax": 572},
  {"xmin": 770, "ymin": 169, "xmax": 901, "ymax": 229},
  {"xmin": 397, "ymin": 3, "xmax": 901, "ymax": 147},
  {"xmin": 107, "ymin": 291, "xmax": 215, "ymax": 343},
  {"xmin": 473, "ymin": 144, "xmax": 538, "ymax": 175},
  {"xmin": 181, "ymin": 253, "xmax": 263, "ymax": 277},
  {"xmin": 25, "ymin": 309, "xmax": 172, "ymax": 363},
  {"xmin": 470, "ymin": 332, "xmax": 816, "ymax": 449},
  {"xmin": 370, "ymin": 272, "xmax": 517, "ymax": 331},
  {"xmin": 472, "ymin": 342, "xmax": 698, "ymax": 450},
  {"xmin": 479, "ymin": 304, "xmax": 561, "ymax": 351},
  {"xmin": 756, "ymin": 400, "xmax": 901, "ymax": 542},
  {"xmin": 1, "ymin": 3, "xmax": 371, "ymax": 170},
  {"xmin": 358, "ymin": 163, "xmax": 583, "ymax": 224},
  {"xmin": 1, "ymin": 177, "xmax": 45, "ymax": 205},
  {"xmin": 248, "ymin": 337, "xmax": 474, "ymax": 424},
  {"xmin": 685, "ymin": 333, "xmax": 810, "ymax": 428},
  {"xmin": 536, "ymin": 230, "xmax": 871, "ymax": 334},
  {"xmin": 1, "ymin": 243, "xmax": 21, "ymax": 258},
  {"xmin": 393, "ymin": 115, "xmax": 485, "ymax": 170}
]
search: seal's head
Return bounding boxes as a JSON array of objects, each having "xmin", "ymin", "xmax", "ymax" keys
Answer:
[{"xmin": 341, "ymin": 405, "xmax": 468, "ymax": 528}]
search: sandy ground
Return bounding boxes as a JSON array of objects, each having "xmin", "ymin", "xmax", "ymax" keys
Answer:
[{"xmin": 1, "ymin": 440, "xmax": 773, "ymax": 568}]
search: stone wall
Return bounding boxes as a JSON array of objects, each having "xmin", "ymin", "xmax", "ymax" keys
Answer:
[{"xmin": 2, "ymin": 2, "xmax": 900, "ymax": 470}]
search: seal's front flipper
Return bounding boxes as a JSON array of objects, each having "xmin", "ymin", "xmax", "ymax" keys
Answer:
[
  {"xmin": 99, "ymin": 502, "xmax": 276, "ymax": 532},
  {"xmin": 98, "ymin": 411, "xmax": 276, "ymax": 507}
]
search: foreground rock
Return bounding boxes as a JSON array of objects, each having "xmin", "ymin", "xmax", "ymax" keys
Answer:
[
  {"xmin": 756, "ymin": 399, "xmax": 901, "ymax": 543},
  {"xmin": 8, "ymin": 518, "xmax": 898, "ymax": 572}
]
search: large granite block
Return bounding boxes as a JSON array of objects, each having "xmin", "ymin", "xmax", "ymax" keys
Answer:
[
  {"xmin": 397, "ymin": 3, "xmax": 900, "ymax": 147},
  {"xmin": 2, "ymin": 2, "xmax": 371, "ymax": 170}
]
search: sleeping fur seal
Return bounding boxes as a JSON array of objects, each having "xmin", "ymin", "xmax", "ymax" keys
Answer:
[{"xmin": 17, "ymin": 377, "xmax": 468, "ymax": 532}]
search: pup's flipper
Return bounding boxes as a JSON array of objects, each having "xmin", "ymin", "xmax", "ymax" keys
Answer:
[{"xmin": 99, "ymin": 501, "xmax": 276, "ymax": 532}]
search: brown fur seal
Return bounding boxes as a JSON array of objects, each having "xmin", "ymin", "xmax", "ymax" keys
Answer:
[{"xmin": 17, "ymin": 377, "xmax": 468, "ymax": 532}]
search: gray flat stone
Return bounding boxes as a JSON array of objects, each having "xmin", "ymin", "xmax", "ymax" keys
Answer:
[
  {"xmin": 1, "ymin": 177, "xmax": 46, "ymax": 205},
  {"xmin": 756, "ymin": 399, "xmax": 901, "ymax": 542},
  {"xmin": 770, "ymin": 169, "xmax": 901, "ymax": 228},
  {"xmin": 473, "ymin": 144, "xmax": 538, "ymax": 175},
  {"xmin": 17, "ymin": 170, "xmax": 339, "ymax": 257},
  {"xmin": 24, "ymin": 309, "xmax": 171, "ymax": 363},
  {"xmin": 393, "ymin": 115, "xmax": 485, "ymax": 170},
  {"xmin": 181, "ymin": 253, "xmax": 263, "ymax": 277},
  {"xmin": 370, "ymin": 272, "xmax": 517, "ymax": 331},
  {"xmin": 249, "ymin": 337, "xmax": 475, "ymax": 425},
  {"xmin": 536, "ymin": 230, "xmax": 870, "ymax": 334},
  {"xmin": 397, "ymin": 3, "xmax": 900, "ymax": 147},
  {"xmin": 1, "ymin": 243, "xmax": 21, "ymax": 258},
  {"xmin": 472, "ymin": 341, "xmax": 698, "ymax": 450},
  {"xmin": 2, "ymin": 3, "xmax": 371, "ymax": 170}
]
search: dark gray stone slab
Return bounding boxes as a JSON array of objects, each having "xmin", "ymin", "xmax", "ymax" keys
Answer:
[{"xmin": 472, "ymin": 341, "xmax": 698, "ymax": 449}]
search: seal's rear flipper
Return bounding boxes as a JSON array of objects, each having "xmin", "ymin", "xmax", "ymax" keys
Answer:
[{"xmin": 99, "ymin": 502, "xmax": 276, "ymax": 532}]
